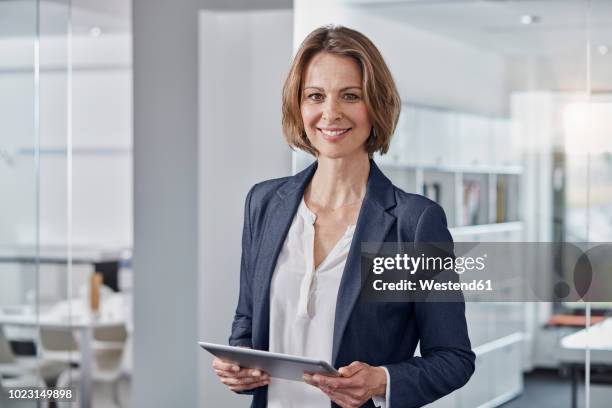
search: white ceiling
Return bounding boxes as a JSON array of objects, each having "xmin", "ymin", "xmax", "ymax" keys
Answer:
[
  {"xmin": 1, "ymin": 0, "xmax": 609, "ymax": 89},
  {"xmin": 344, "ymin": 0, "xmax": 612, "ymax": 91},
  {"xmin": 347, "ymin": 0, "xmax": 612, "ymax": 57},
  {"xmin": 3, "ymin": 0, "xmax": 609, "ymax": 56},
  {"xmin": 0, "ymin": 0, "xmax": 130, "ymax": 37}
]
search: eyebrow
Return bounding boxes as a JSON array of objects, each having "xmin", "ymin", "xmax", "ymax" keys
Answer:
[{"xmin": 303, "ymin": 86, "xmax": 362, "ymax": 92}]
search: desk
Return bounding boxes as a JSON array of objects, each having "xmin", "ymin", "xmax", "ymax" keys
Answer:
[
  {"xmin": 560, "ymin": 318, "xmax": 612, "ymax": 408},
  {"xmin": 0, "ymin": 296, "xmax": 126, "ymax": 408}
]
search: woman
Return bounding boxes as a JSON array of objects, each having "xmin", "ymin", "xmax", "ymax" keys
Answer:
[{"xmin": 213, "ymin": 25, "xmax": 475, "ymax": 408}]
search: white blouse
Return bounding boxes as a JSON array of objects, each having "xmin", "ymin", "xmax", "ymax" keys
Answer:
[{"xmin": 267, "ymin": 198, "xmax": 389, "ymax": 408}]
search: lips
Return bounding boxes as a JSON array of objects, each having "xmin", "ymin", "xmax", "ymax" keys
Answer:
[{"xmin": 318, "ymin": 127, "xmax": 351, "ymax": 141}]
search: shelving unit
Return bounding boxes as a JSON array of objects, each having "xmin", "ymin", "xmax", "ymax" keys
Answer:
[
  {"xmin": 293, "ymin": 102, "xmax": 526, "ymax": 408},
  {"xmin": 384, "ymin": 104, "xmax": 525, "ymax": 408}
]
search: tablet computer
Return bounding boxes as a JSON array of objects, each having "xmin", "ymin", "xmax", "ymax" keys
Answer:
[{"xmin": 199, "ymin": 342, "xmax": 340, "ymax": 382}]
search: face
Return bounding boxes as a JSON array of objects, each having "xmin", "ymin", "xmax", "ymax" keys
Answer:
[{"xmin": 300, "ymin": 52, "xmax": 372, "ymax": 160}]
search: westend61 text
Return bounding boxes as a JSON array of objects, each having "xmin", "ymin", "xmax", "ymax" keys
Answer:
[{"xmin": 373, "ymin": 279, "xmax": 493, "ymax": 292}]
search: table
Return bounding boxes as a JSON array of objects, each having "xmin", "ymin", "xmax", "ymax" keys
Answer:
[
  {"xmin": 0, "ymin": 245, "xmax": 125, "ymax": 292},
  {"xmin": 559, "ymin": 318, "xmax": 612, "ymax": 408},
  {"xmin": 0, "ymin": 295, "xmax": 127, "ymax": 408}
]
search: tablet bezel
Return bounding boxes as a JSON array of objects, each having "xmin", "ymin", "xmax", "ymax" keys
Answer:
[{"xmin": 199, "ymin": 341, "xmax": 340, "ymax": 381}]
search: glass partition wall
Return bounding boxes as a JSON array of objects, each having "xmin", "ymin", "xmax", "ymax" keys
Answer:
[
  {"xmin": 295, "ymin": 1, "xmax": 611, "ymax": 407},
  {"xmin": 0, "ymin": 1, "xmax": 132, "ymax": 407},
  {"xmin": 1, "ymin": 1, "xmax": 55, "ymax": 406}
]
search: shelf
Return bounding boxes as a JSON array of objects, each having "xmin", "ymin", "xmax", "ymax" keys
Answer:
[
  {"xmin": 379, "ymin": 161, "xmax": 523, "ymax": 175},
  {"xmin": 472, "ymin": 332, "xmax": 525, "ymax": 357},
  {"xmin": 17, "ymin": 147, "xmax": 132, "ymax": 156},
  {"xmin": 477, "ymin": 389, "xmax": 523, "ymax": 408},
  {"xmin": 450, "ymin": 221, "xmax": 523, "ymax": 236}
]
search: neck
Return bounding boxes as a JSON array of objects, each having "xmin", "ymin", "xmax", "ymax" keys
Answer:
[{"xmin": 306, "ymin": 153, "xmax": 370, "ymax": 209}]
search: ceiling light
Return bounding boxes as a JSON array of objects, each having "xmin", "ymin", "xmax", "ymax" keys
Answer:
[
  {"xmin": 520, "ymin": 15, "xmax": 540, "ymax": 25},
  {"xmin": 89, "ymin": 27, "xmax": 102, "ymax": 37},
  {"xmin": 598, "ymin": 45, "xmax": 609, "ymax": 55}
]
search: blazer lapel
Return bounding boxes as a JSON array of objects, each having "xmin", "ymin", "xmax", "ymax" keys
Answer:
[
  {"xmin": 332, "ymin": 161, "xmax": 396, "ymax": 365},
  {"xmin": 251, "ymin": 162, "xmax": 317, "ymax": 350}
]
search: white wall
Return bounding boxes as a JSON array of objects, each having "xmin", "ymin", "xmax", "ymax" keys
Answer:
[
  {"xmin": 198, "ymin": 8, "xmax": 293, "ymax": 407},
  {"xmin": 294, "ymin": 0, "xmax": 508, "ymax": 116}
]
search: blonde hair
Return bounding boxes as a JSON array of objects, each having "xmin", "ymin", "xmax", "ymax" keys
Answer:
[{"xmin": 282, "ymin": 25, "xmax": 401, "ymax": 157}]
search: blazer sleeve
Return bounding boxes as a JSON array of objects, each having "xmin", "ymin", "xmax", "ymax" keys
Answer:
[
  {"xmin": 385, "ymin": 203, "xmax": 476, "ymax": 408},
  {"xmin": 228, "ymin": 185, "xmax": 256, "ymax": 348}
]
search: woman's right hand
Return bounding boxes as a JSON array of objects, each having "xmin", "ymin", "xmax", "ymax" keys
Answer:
[{"xmin": 212, "ymin": 357, "xmax": 270, "ymax": 392}]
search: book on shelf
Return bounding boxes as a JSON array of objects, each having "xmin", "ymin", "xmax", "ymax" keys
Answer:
[
  {"xmin": 496, "ymin": 177, "xmax": 507, "ymax": 223},
  {"xmin": 462, "ymin": 180, "xmax": 481, "ymax": 226},
  {"xmin": 422, "ymin": 181, "xmax": 441, "ymax": 203},
  {"xmin": 496, "ymin": 176, "xmax": 520, "ymax": 223}
]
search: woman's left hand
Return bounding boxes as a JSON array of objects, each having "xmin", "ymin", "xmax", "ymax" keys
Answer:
[{"xmin": 303, "ymin": 361, "xmax": 387, "ymax": 408}]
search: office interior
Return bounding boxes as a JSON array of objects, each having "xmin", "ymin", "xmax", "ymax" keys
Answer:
[{"xmin": 0, "ymin": 0, "xmax": 611, "ymax": 407}]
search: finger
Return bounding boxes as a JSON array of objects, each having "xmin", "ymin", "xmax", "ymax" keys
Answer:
[
  {"xmin": 336, "ymin": 386, "xmax": 369, "ymax": 402},
  {"xmin": 229, "ymin": 379, "xmax": 270, "ymax": 392},
  {"xmin": 338, "ymin": 361, "xmax": 365, "ymax": 378},
  {"xmin": 249, "ymin": 369, "xmax": 266, "ymax": 378},
  {"xmin": 216, "ymin": 368, "xmax": 269, "ymax": 379},
  {"xmin": 320, "ymin": 387, "xmax": 358, "ymax": 408},
  {"xmin": 303, "ymin": 375, "xmax": 332, "ymax": 395},
  {"xmin": 305, "ymin": 374, "xmax": 358, "ymax": 403},
  {"xmin": 311, "ymin": 374, "xmax": 336, "ymax": 390},
  {"xmin": 220, "ymin": 375, "xmax": 262, "ymax": 386},
  {"xmin": 219, "ymin": 370, "xmax": 270, "ymax": 383},
  {"xmin": 312, "ymin": 374, "xmax": 352, "ymax": 390},
  {"xmin": 307, "ymin": 379, "xmax": 360, "ymax": 408},
  {"xmin": 212, "ymin": 357, "xmax": 239, "ymax": 369},
  {"xmin": 322, "ymin": 384, "xmax": 365, "ymax": 400},
  {"xmin": 219, "ymin": 376, "xmax": 245, "ymax": 386},
  {"xmin": 215, "ymin": 368, "xmax": 245, "ymax": 379},
  {"xmin": 242, "ymin": 369, "xmax": 269, "ymax": 380},
  {"xmin": 311, "ymin": 382, "xmax": 335, "ymax": 398},
  {"xmin": 304, "ymin": 373, "xmax": 337, "ymax": 387},
  {"xmin": 212, "ymin": 358, "xmax": 240, "ymax": 372},
  {"xmin": 313, "ymin": 373, "xmax": 365, "ymax": 390}
]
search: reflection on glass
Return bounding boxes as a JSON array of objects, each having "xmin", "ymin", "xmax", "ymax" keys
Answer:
[{"xmin": 0, "ymin": 0, "xmax": 45, "ymax": 404}]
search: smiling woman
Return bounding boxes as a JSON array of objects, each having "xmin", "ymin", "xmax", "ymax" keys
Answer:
[
  {"xmin": 212, "ymin": 25, "xmax": 475, "ymax": 408},
  {"xmin": 282, "ymin": 26, "xmax": 401, "ymax": 159},
  {"xmin": 300, "ymin": 52, "xmax": 372, "ymax": 160}
]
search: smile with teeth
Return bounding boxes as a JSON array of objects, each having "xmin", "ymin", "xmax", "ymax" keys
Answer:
[{"xmin": 319, "ymin": 128, "xmax": 351, "ymax": 137}]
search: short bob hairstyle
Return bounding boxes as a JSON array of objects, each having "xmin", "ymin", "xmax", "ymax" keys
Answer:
[{"xmin": 282, "ymin": 25, "xmax": 401, "ymax": 157}]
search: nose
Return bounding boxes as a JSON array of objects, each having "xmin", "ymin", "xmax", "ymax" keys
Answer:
[{"xmin": 322, "ymin": 98, "xmax": 342, "ymax": 122}]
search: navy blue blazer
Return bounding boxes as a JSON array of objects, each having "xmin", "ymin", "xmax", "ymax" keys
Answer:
[{"xmin": 229, "ymin": 160, "xmax": 475, "ymax": 408}]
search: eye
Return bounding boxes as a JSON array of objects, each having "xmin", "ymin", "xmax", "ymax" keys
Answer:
[
  {"xmin": 306, "ymin": 93, "xmax": 324, "ymax": 102},
  {"xmin": 343, "ymin": 93, "xmax": 360, "ymax": 101}
]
